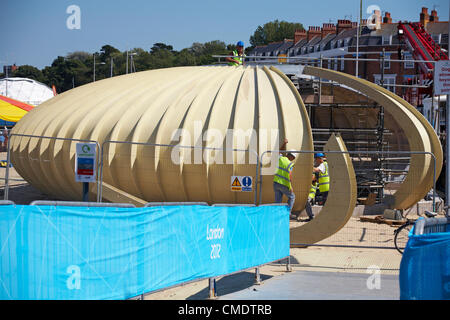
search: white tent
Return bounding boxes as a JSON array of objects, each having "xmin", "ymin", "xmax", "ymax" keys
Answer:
[{"xmin": 0, "ymin": 77, "xmax": 54, "ymax": 106}]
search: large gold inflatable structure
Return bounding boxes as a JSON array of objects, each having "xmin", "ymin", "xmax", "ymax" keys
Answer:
[{"xmin": 9, "ymin": 65, "xmax": 442, "ymax": 245}]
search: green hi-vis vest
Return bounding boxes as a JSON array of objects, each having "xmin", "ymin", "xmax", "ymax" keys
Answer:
[
  {"xmin": 318, "ymin": 161, "xmax": 330, "ymax": 193},
  {"xmin": 228, "ymin": 50, "xmax": 243, "ymax": 66},
  {"xmin": 309, "ymin": 182, "xmax": 318, "ymax": 199},
  {"xmin": 273, "ymin": 156, "xmax": 294, "ymax": 189}
]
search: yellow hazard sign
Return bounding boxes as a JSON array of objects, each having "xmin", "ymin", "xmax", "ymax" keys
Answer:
[
  {"xmin": 231, "ymin": 176, "xmax": 253, "ymax": 192},
  {"xmin": 232, "ymin": 177, "xmax": 241, "ymax": 187}
]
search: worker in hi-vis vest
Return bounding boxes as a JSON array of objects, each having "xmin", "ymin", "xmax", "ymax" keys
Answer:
[
  {"xmin": 313, "ymin": 153, "xmax": 330, "ymax": 205},
  {"xmin": 226, "ymin": 41, "xmax": 245, "ymax": 66},
  {"xmin": 273, "ymin": 138, "xmax": 296, "ymax": 212},
  {"xmin": 303, "ymin": 176, "xmax": 318, "ymax": 221}
]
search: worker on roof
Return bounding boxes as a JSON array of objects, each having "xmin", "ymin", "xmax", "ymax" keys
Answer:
[
  {"xmin": 226, "ymin": 41, "xmax": 245, "ymax": 66},
  {"xmin": 313, "ymin": 153, "xmax": 330, "ymax": 205},
  {"xmin": 273, "ymin": 138, "xmax": 296, "ymax": 213}
]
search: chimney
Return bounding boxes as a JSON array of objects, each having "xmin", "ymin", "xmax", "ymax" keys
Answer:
[
  {"xmin": 420, "ymin": 7, "xmax": 429, "ymax": 26},
  {"xmin": 307, "ymin": 26, "xmax": 322, "ymax": 42},
  {"xmin": 383, "ymin": 12, "xmax": 392, "ymax": 24},
  {"xmin": 322, "ymin": 23, "xmax": 336, "ymax": 37},
  {"xmin": 337, "ymin": 19, "xmax": 352, "ymax": 34},
  {"xmin": 294, "ymin": 29, "xmax": 307, "ymax": 44},
  {"xmin": 430, "ymin": 9, "xmax": 439, "ymax": 22}
]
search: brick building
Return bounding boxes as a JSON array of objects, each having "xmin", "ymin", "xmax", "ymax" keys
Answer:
[{"xmin": 250, "ymin": 7, "xmax": 448, "ymax": 106}]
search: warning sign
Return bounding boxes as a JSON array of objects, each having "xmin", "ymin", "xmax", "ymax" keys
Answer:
[{"xmin": 231, "ymin": 176, "xmax": 253, "ymax": 192}]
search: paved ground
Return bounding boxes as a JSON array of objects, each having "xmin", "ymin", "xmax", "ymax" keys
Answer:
[
  {"xmin": 144, "ymin": 245, "xmax": 402, "ymax": 300},
  {"xmin": 219, "ymin": 270, "xmax": 399, "ymax": 300}
]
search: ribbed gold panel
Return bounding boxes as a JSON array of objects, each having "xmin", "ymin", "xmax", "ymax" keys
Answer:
[{"xmin": 10, "ymin": 66, "xmax": 314, "ymax": 210}]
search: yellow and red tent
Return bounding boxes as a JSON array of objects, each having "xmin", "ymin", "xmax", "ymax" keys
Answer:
[{"xmin": 0, "ymin": 95, "xmax": 34, "ymax": 123}]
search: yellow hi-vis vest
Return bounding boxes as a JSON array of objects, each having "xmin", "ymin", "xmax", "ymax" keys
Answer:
[
  {"xmin": 318, "ymin": 161, "xmax": 330, "ymax": 193},
  {"xmin": 309, "ymin": 182, "xmax": 318, "ymax": 199},
  {"xmin": 273, "ymin": 156, "xmax": 294, "ymax": 189},
  {"xmin": 228, "ymin": 50, "xmax": 243, "ymax": 66}
]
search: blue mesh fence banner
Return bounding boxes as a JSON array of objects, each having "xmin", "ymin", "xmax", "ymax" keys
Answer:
[
  {"xmin": 0, "ymin": 204, "xmax": 289, "ymax": 300},
  {"xmin": 399, "ymin": 224, "xmax": 450, "ymax": 300}
]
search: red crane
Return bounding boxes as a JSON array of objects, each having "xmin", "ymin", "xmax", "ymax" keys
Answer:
[{"xmin": 397, "ymin": 21, "xmax": 448, "ymax": 105}]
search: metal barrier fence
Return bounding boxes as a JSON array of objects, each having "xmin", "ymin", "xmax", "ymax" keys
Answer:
[
  {"xmin": 29, "ymin": 200, "xmax": 136, "ymax": 208},
  {"xmin": 99, "ymin": 140, "xmax": 260, "ymax": 206},
  {"xmin": 258, "ymin": 149, "xmax": 438, "ymax": 250},
  {"xmin": 414, "ymin": 217, "xmax": 450, "ymax": 235},
  {"xmin": 2, "ymin": 133, "xmax": 442, "ymax": 251},
  {"xmin": 2, "ymin": 133, "xmax": 101, "ymax": 202}
]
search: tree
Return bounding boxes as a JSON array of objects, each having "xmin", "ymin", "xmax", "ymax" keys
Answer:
[
  {"xmin": 150, "ymin": 43, "xmax": 174, "ymax": 54},
  {"xmin": 249, "ymin": 20, "xmax": 304, "ymax": 46},
  {"xmin": 99, "ymin": 45, "xmax": 120, "ymax": 62},
  {"xmin": 175, "ymin": 48, "xmax": 197, "ymax": 66},
  {"xmin": 66, "ymin": 51, "xmax": 91, "ymax": 62},
  {"xmin": 187, "ymin": 40, "xmax": 228, "ymax": 65},
  {"xmin": 12, "ymin": 65, "xmax": 46, "ymax": 83}
]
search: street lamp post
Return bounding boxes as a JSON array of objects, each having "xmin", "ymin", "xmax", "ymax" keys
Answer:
[
  {"xmin": 93, "ymin": 53, "xmax": 106, "ymax": 82},
  {"xmin": 126, "ymin": 52, "xmax": 137, "ymax": 74},
  {"xmin": 64, "ymin": 57, "xmax": 77, "ymax": 89},
  {"xmin": 355, "ymin": 0, "xmax": 362, "ymax": 77},
  {"xmin": 5, "ymin": 65, "xmax": 8, "ymax": 97},
  {"xmin": 129, "ymin": 53, "xmax": 136, "ymax": 73}
]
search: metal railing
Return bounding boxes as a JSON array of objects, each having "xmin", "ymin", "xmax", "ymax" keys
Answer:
[
  {"xmin": 413, "ymin": 217, "xmax": 450, "ymax": 235},
  {"xmin": 259, "ymin": 149, "xmax": 437, "ymax": 210},
  {"xmin": 258, "ymin": 149, "xmax": 438, "ymax": 249},
  {"xmin": 99, "ymin": 140, "xmax": 260, "ymax": 205},
  {"xmin": 30, "ymin": 200, "xmax": 136, "ymax": 208},
  {"xmin": 3, "ymin": 133, "xmax": 441, "ymax": 249},
  {"xmin": 3, "ymin": 133, "xmax": 101, "ymax": 201}
]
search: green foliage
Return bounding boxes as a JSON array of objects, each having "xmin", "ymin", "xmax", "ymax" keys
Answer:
[
  {"xmin": 23, "ymin": 41, "xmax": 235, "ymax": 93},
  {"xmin": 8, "ymin": 19, "xmax": 303, "ymax": 93},
  {"xmin": 12, "ymin": 65, "xmax": 46, "ymax": 83},
  {"xmin": 249, "ymin": 20, "xmax": 304, "ymax": 47}
]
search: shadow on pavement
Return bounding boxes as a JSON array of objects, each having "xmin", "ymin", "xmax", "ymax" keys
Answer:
[
  {"xmin": 187, "ymin": 271, "xmax": 273, "ymax": 300},
  {"xmin": 0, "ymin": 183, "xmax": 55, "ymax": 204}
]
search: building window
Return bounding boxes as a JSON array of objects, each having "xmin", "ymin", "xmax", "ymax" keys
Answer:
[
  {"xmin": 374, "ymin": 74, "xmax": 396, "ymax": 92},
  {"xmin": 382, "ymin": 35, "xmax": 391, "ymax": 45},
  {"xmin": 383, "ymin": 53, "xmax": 391, "ymax": 69},
  {"xmin": 404, "ymin": 52, "xmax": 414, "ymax": 69},
  {"xmin": 432, "ymin": 34, "xmax": 441, "ymax": 44},
  {"xmin": 340, "ymin": 57, "xmax": 345, "ymax": 71}
]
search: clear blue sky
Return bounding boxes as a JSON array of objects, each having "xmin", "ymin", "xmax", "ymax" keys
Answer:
[{"xmin": 0, "ymin": 0, "xmax": 448, "ymax": 70}]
